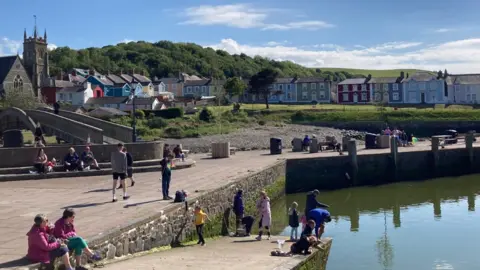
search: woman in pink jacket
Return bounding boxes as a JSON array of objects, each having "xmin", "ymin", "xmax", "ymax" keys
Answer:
[
  {"xmin": 255, "ymin": 190, "xmax": 272, "ymax": 241},
  {"xmin": 26, "ymin": 214, "xmax": 74, "ymax": 270},
  {"xmin": 53, "ymin": 208, "xmax": 101, "ymax": 268}
]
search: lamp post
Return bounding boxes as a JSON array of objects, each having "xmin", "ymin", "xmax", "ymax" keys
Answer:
[{"xmin": 129, "ymin": 78, "xmax": 137, "ymax": 142}]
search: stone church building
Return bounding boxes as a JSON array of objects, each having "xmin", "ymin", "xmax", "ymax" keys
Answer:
[{"xmin": 0, "ymin": 25, "xmax": 51, "ymax": 99}]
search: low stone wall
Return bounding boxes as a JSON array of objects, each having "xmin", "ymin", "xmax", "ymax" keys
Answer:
[
  {"xmin": 87, "ymin": 160, "xmax": 286, "ymax": 262},
  {"xmin": 0, "ymin": 141, "xmax": 164, "ymax": 168},
  {"xmin": 286, "ymin": 144, "xmax": 480, "ymax": 193},
  {"xmin": 294, "ymin": 238, "xmax": 332, "ymax": 270},
  {"xmin": 307, "ymin": 121, "xmax": 480, "ymax": 137}
]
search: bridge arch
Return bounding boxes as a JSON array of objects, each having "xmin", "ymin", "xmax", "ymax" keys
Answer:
[{"xmin": 0, "ymin": 107, "xmax": 37, "ymax": 134}]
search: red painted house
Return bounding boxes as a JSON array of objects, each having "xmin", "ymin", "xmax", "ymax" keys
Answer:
[
  {"xmin": 337, "ymin": 75, "xmax": 373, "ymax": 104},
  {"xmin": 41, "ymin": 80, "xmax": 75, "ymax": 104}
]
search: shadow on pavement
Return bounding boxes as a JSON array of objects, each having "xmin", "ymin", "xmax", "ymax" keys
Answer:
[
  {"xmin": 0, "ymin": 257, "xmax": 33, "ymax": 269},
  {"xmin": 84, "ymin": 188, "xmax": 111, "ymax": 193},
  {"xmin": 124, "ymin": 199, "xmax": 163, "ymax": 208},
  {"xmin": 62, "ymin": 202, "xmax": 110, "ymax": 209}
]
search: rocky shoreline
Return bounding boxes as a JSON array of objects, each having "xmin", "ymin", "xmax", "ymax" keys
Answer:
[{"xmin": 162, "ymin": 124, "xmax": 366, "ymax": 153}]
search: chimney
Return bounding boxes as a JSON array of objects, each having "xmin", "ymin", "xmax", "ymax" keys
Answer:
[
  {"xmin": 406, "ymin": 73, "xmax": 409, "ymax": 78},
  {"xmin": 119, "ymin": 68, "xmax": 123, "ymax": 75},
  {"xmin": 89, "ymin": 69, "xmax": 95, "ymax": 76},
  {"xmin": 130, "ymin": 68, "xmax": 135, "ymax": 75},
  {"xmin": 367, "ymin": 74, "xmax": 372, "ymax": 82},
  {"xmin": 400, "ymin": 71, "xmax": 405, "ymax": 79}
]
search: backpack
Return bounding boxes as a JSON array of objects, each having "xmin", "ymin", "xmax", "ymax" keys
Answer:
[{"xmin": 174, "ymin": 190, "xmax": 185, "ymax": 203}]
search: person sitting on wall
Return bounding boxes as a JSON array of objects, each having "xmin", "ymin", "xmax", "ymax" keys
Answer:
[
  {"xmin": 53, "ymin": 208, "xmax": 101, "ymax": 268},
  {"xmin": 26, "ymin": 214, "xmax": 75, "ymax": 270},
  {"xmin": 63, "ymin": 148, "xmax": 82, "ymax": 172},
  {"xmin": 384, "ymin": 127, "xmax": 392, "ymax": 136},
  {"xmin": 302, "ymin": 135, "xmax": 311, "ymax": 151},
  {"xmin": 304, "ymin": 190, "xmax": 329, "ymax": 220},
  {"xmin": 33, "ymin": 148, "xmax": 48, "ymax": 174},
  {"xmin": 81, "ymin": 146, "xmax": 100, "ymax": 170},
  {"xmin": 173, "ymin": 145, "xmax": 185, "ymax": 161},
  {"xmin": 400, "ymin": 130, "xmax": 408, "ymax": 146}
]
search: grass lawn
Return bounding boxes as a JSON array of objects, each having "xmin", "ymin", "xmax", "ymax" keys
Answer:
[
  {"xmin": 22, "ymin": 130, "xmax": 58, "ymax": 145},
  {"xmin": 317, "ymin": 68, "xmax": 429, "ymax": 77}
]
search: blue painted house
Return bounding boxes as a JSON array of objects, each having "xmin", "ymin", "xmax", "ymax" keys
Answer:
[
  {"xmin": 370, "ymin": 74, "xmax": 404, "ymax": 104},
  {"xmin": 269, "ymin": 78, "xmax": 297, "ymax": 103},
  {"xmin": 402, "ymin": 72, "xmax": 447, "ymax": 104},
  {"xmin": 86, "ymin": 75, "xmax": 114, "ymax": 93}
]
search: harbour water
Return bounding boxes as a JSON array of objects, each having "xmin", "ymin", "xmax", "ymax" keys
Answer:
[{"xmin": 271, "ymin": 174, "xmax": 480, "ymax": 270}]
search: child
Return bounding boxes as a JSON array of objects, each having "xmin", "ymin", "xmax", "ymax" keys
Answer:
[
  {"xmin": 46, "ymin": 158, "xmax": 56, "ymax": 173},
  {"xmin": 288, "ymin": 202, "xmax": 300, "ymax": 241},
  {"xmin": 194, "ymin": 205, "xmax": 209, "ymax": 246}
]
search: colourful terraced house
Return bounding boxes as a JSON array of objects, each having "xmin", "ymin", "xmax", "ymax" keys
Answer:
[
  {"xmin": 337, "ymin": 76, "xmax": 373, "ymax": 104},
  {"xmin": 295, "ymin": 77, "xmax": 330, "ymax": 103},
  {"xmin": 370, "ymin": 73, "xmax": 405, "ymax": 104},
  {"xmin": 402, "ymin": 72, "xmax": 447, "ymax": 104}
]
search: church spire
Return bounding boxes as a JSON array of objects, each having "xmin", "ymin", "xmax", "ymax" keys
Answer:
[
  {"xmin": 24, "ymin": 28, "xmax": 27, "ymax": 40},
  {"xmin": 44, "ymin": 29, "xmax": 47, "ymax": 42},
  {"xmin": 33, "ymin": 15, "xmax": 37, "ymax": 39}
]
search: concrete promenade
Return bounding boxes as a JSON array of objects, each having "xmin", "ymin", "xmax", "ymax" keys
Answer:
[
  {"xmin": 99, "ymin": 236, "xmax": 331, "ymax": 270},
  {"xmin": 0, "ymin": 140, "xmax": 475, "ymax": 265}
]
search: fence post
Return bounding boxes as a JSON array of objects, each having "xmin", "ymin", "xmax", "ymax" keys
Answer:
[
  {"xmin": 347, "ymin": 139, "xmax": 358, "ymax": 186},
  {"xmin": 466, "ymin": 131, "xmax": 474, "ymax": 171}
]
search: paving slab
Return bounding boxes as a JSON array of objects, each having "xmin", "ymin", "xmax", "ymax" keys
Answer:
[
  {"xmin": 0, "ymin": 141, "xmax": 475, "ymax": 265},
  {"xmin": 99, "ymin": 236, "xmax": 331, "ymax": 270}
]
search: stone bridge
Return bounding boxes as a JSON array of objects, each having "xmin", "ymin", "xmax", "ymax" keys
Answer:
[
  {"xmin": 0, "ymin": 107, "xmax": 104, "ymax": 144},
  {"xmin": 41, "ymin": 108, "xmax": 133, "ymax": 143}
]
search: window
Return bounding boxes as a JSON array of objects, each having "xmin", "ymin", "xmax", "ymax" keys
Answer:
[
  {"xmin": 466, "ymin": 87, "xmax": 471, "ymax": 94},
  {"xmin": 361, "ymin": 84, "xmax": 366, "ymax": 91},
  {"xmin": 342, "ymin": 93, "xmax": 349, "ymax": 101},
  {"xmin": 431, "ymin": 95, "xmax": 436, "ymax": 102},
  {"xmin": 311, "ymin": 83, "xmax": 316, "ymax": 90},
  {"xmin": 383, "ymin": 84, "xmax": 389, "ymax": 91},
  {"xmin": 302, "ymin": 91, "xmax": 308, "ymax": 99},
  {"xmin": 473, "ymin": 94, "xmax": 477, "ymax": 102},
  {"xmin": 13, "ymin": 75, "xmax": 23, "ymax": 90},
  {"xmin": 187, "ymin": 87, "xmax": 192, "ymax": 93},
  {"xmin": 252, "ymin": 95, "xmax": 256, "ymax": 101},
  {"xmin": 393, "ymin": 93, "xmax": 399, "ymax": 100},
  {"xmin": 201, "ymin": 86, "xmax": 207, "ymax": 93},
  {"xmin": 376, "ymin": 84, "xmax": 381, "ymax": 90},
  {"xmin": 319, "ymin": 91, "xmax": 326, "ymax": 99},
  {"xmin": 467, "ymin": 94, "xmax": 471, "ymax": 101},
  {"xmin": 286, "ymin": 84, "xmax": 291, "ymax": 90},
  {"xmin": 302, "ymin": 83, "xmax": 308, "ymax": 90},
  {"xmin": 419, "ymin": 82, "xmax": 426, "ymax": 90},
  {"xmin": 311, "ymin": 92, "xmax": 317, "ymax": 100},
  {"xmin": 430, "ymin": 81, "xmax": 436, "ymax": 89},
  {"xmin": 194, "ymin": 86, "xmax": 200, "ymax": 92},
  {"xmin": 393, "ymin": 84, "xmax": 399, "ymax": 91},
  {"xmin": 274, "ymin": 84, "xmax": 278, "ymax": 90},
  {"xmin": 375, "ymin": 93, "xmax": 381, "ymax": 101},
  {"xmin": 165, "ymin": 85, "xmax": 168, "ymax": 91},
  {"xmin": 361, "ymin": 93, "xmax": 367, "ymax": 101},
  {"xmin": 59, "ymin": 93, "xmax": 64, "ymax": 100},
  {"xmin": 319, "ymin": 83, "xmax": 325, "ymax": 89},
  {"xmin": 68, "ymin": 93, "xmax": 72, "ymax": 101},
  {"xmin": 287, "ymin": 92, "xmax": 292, "ymax": 99},
  {"xmin": 271, "ymin": 95, "xmax": 277, "ymax": 100},
  {"xmin": 278, "ymin": 84, "xmax": 283, "ymax": 91}
]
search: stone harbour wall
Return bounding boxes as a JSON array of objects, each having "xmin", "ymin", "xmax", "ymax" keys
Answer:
[{"xmin": 87, "ymin": 160, "xmax": 286, "ymax": 261}]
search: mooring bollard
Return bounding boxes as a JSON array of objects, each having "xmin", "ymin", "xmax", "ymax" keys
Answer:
[
  {"xmin": 347, "ymin": 139, "xmax": 358, "ymax": 186},
  {"xmin": 431, "ymin": 136, "xmax": 440, "ymax": 175},
  {"xmin": 390, "ymin": 136, "xmax": 398, "ymax": 180},
  {"xmin": 466, "ymin": 132, "xmax": 474, "ymax": 170}
]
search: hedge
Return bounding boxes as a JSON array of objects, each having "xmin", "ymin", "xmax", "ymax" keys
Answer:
[{"xmin": 143, "ymin": 108, "xmax": 184, "ymax": 119}]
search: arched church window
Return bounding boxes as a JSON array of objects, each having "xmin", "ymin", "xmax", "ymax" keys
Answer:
[{"xmin": 13, "ymin": 75, "xmax": 23, "ymax": 90}]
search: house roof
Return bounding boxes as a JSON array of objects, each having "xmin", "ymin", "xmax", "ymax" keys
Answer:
[
  {"xmin": 128, "ymin": 97, "xmax": 158, "ymax": 105},
  {"xmin": 160, "ymin": 77, "xmax": 182, "ymax": 84},
  {"xmin": 274, "ymin": 78, "xmax": 296, "ymax": 84},
  {"xmin": 296, "ymin": 77, "xmax": 327, "ymax": 83},
  {"xmin": 68, "ymin": 74, "xmax": 86, "ymax": 84},
  {"xmin": 402, "ymin": 72, "xmax": 438, "ymax": 82},
  {"xmin": 120, "ymin": 74, "xmax": 134, "ymax": 83},
  {"xmin": 91, "ymin": 75, "xmax": 114, "ymax": 86},
  {"xmin": 449, "ymin": 74, "xmax": 480, "ymax": 85},
  {"xmin": 0, "ymin": 55, "xmax": 17, "ymax": 83},
  {"xmin": 85, "ymin": 96, "xmax": 128, "ymax": 105},
  {"xmin": 54, "ymin": 80, "xmax": 75, "ymax": 88},
  {"xmin": 338, "ymin": 78, "xmax": 367, "ymax": 85},
  {"xmin": 89, "ymin": 107, "xmax": 128, "ymax": 116},
  {"xmin": 184, "ymin": 79, "xmax": 211, "ymax": 86},
  {"xmin": 132, "ymin": 74, "xmax": 151, "ymax": 83},
  {"xmin": 369, "ymin": 77, "xmax": 400, "ymax": 84},
  {"xmin": 106, "ymin": 74, "xmax": 127, "ymax": 85},
  {"xmin": 57, "ymin": 86, "xmax": 85, "ymax": 93}
]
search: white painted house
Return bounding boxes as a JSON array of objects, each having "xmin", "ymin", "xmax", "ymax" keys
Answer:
[
  {"xmin": 56, "ymin": 82, "xmax": 94, "ymax": 106},
  {"xmin": 446, "ymin": 74, "xmax": 480, "ymax": 104}
]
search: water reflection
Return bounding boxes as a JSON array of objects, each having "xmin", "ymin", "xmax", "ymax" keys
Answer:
[
  {"xmin": 271, "ymin": 174, "xmax": 480, "ymax": 270},
  {"xmin": 278, "ymin": 175, "xmax": 480, "ymax": 232}
]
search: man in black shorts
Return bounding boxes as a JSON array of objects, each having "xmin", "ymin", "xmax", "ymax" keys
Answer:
[
  {"xmin": 118, "ymin": 147, "xmax": 135, "ymax": 188},
  {"xmin": 111, "ymin": 143, "xmax": 129, "ymax": 202}
]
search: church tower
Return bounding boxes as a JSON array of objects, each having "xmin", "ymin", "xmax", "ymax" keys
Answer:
[{"xmin": 23, "ymin": 21, "xmax": 50, "ymax": 98}]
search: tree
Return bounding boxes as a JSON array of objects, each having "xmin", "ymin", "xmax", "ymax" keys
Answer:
[
  {"xmin": 248, "ymin": 68, "xmax": 279, "ymax": 109},
  {"xmin": 223, "ymin": 77, "xmax": 247, "ymax": 98},
  {"xmin": 0, "ymin": 88, "xmax": 42, "ymax": 110}
]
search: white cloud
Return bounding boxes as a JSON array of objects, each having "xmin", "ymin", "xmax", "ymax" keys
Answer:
[
  {"xmin": 47, "ymin": 44, "xmax": 57, "ymax": 51},
  {"xmin": 266, "ymin": 40, "xmax": 289, "ymax": 46},
  {"xmin": 207, "ymin": 38, "xmax": 480, "ymax": 74},
  {"xmin": 181, "ymin": 4, "xmax": 334, "ymax": 31},
  {"xmin": 435, "ymin": 28, "xmax": 454, "ymax": 33},
  {"xmin": 0, "ymin": 37, "xmax": 21, "ymax": 56}
]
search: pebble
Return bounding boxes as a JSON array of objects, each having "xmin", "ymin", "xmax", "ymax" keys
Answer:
[{"xmin": 163, "ymin": 124, "xmax": 366, "ymax": 153}]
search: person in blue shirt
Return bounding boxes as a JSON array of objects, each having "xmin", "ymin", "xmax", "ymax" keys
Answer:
[
  {"xmin": 64, "ymin": 147, "xmax": 82, "ymax": 171},
  {"xmin": 307, "ymin": 208, "xmax": 332, "ymax": 238},
  {"xmin": 302, "ymin": 135, "xmax": 311, "ymax": 151},
  {"xmin": 233, "ymin": 190, "xmax": 244, "ymax": 235},
  {"xmin": 304, "ymin": 190, "xmax": 329, "ymax": 219}
]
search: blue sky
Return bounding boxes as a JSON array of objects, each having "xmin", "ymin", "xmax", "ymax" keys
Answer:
[{"xmin": 2, "ymin": 0, "xmax": 480, "ymax": 73}]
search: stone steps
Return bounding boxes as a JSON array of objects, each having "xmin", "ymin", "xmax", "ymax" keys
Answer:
[{"xmin": 0, "ymin": 159, "xmax": 195, "ymax": 182}]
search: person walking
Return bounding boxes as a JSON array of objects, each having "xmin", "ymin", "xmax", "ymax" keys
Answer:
[
  {"xmin": 256, "ymin": 190, "xmax": 272, "ymax": 241},
  {"xmin": 111, "ymin": 143, "xmax": 129, "ymax": 202},
  {"xmin": 233, "ymin": 190, "xmax": 244, "ymax": 235},
  {"xmin": 118, "ymin": 147, "xmax": 135, "ymax": 188},
  {"xmin": 160, "ymin": 157, "xmax": 172, "ymax": 200},
  {"xmin": 194, "ymin": 205, "xmax": 210, "ymax": 246}
]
